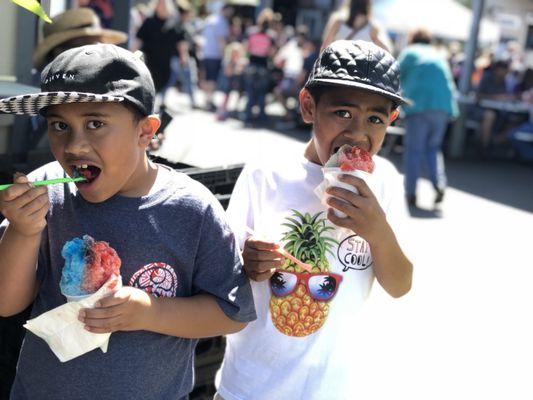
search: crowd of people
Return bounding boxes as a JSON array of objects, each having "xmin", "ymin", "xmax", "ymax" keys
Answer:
[
  {"xmin": 130, "ymin": 0, "xmax": 321, "ymax": 128},
  {"xmin": 127, "ymin": 0, "xmax": 531, "ymax": 158}
]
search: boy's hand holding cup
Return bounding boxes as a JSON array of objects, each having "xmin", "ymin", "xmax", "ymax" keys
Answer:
[
  {"xmin": 24, "ymin": 235, "xmax": 123, "ymax": 362},
  {"xmin": 315, "ymin": 145, "xmax": 376, "ymax": 218}
]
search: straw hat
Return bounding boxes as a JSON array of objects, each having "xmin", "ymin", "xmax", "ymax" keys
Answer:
[
  {"xmin": 176, "ymin": 0, "xmax": 192, "ymax": 11},
  {"xmin": 33, "ymin": 7, "xmax": 128, "ymax": 69}
]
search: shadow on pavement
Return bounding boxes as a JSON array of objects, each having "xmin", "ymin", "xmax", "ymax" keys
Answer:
[
  {"xmin": 407, "ymin": 206, "xmax": 443, "ymax": 219},
  {"xmin": 387, "ymin": 153, "xmax": 533, "ymax": 214}
]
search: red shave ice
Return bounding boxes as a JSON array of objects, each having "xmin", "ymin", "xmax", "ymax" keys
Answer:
[
  {"xmin": 83, "ymin": 239, "xmax": 121, "ymax": 293},
  {"xmin": 338, "ymin": 146, "xmax": 374, "ymax": 173}
]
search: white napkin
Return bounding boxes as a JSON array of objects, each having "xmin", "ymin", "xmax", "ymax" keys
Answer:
[
  {"xmin": 24, "ymin": 275, "xmax": 122, "ymax": 362},
  {"xmin": 314, "ymin": 167, "xmax": 375, "ymax": 218}
]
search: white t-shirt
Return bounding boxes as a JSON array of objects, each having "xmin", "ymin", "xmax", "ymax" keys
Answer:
[
  {"xmin": 218, "ymin": 150, "xmax": 407, "ymax": 400},
  {"xmin": 276, "ymin": 39, "xmax": 304, "ymax": 79},
  {"xmin": 202, "ymin": 13, "xmax": 230, "ymax": 59}
]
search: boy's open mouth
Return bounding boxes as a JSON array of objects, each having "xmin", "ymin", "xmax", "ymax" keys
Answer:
[{"xmin": 72, "ymin": 164, "xmax": 101, "ymax": 184}]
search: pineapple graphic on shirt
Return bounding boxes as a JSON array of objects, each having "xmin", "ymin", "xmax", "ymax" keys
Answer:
[{"xmin": 269, "ymin": 210, "xmax": 338, "ymax": 337}]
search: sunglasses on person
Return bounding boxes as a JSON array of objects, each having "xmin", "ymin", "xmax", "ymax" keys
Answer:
[{"xmin": 269, "ymin": 270, "xmax": 343, "ymax": 301}]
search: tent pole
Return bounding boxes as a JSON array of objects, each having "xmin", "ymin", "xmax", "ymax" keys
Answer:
[{"xmin": 449, "ymin": 0, "xmax": 485, "ymax": 158}]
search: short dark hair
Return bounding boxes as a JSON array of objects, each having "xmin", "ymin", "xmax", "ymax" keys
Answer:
[
  {"xmin": 306, "ymin": 84, "xmax": 329, "ymax": 105},
  {"xmin": 122, "ymin": 101, "xmax": 147, "ymax": 124},
  {"xmin": 409, "ymin": 28, "xmax": 432, "ymax": 45}
]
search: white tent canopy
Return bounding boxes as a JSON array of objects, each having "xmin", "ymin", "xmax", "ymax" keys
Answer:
[{"xmin": 373, "ymin": 0, "xmax": 500, "ymax": 43}]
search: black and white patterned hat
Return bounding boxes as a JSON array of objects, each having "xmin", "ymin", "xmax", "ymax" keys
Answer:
[
  {"xmin": 0, "ymin": 43, "xmax": 155, "ymax": 116},
  {"xmin": 305, "ymin": 40, "xmax": 407, "ymax": 106}
]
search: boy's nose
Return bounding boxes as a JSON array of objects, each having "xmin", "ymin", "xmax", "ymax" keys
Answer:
[
  {"xmin": 64, "ymin": 131, "xmax": 90, "ymax": 155},
  {"xmin": 344, "ymin": 117, "xmax": 367, "ymax": 138}
]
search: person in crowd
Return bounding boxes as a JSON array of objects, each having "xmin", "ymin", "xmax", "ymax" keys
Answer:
[
  {"xmin": 475, "ymin": 58, "xmax": 515, "ymax": 156},
  {"xmin": 241, "ymin": 8, "xmax": 276, "ymax": 124},
  {"xmin": 398, "ymin": 28, "xmax": 458, "ymax": 209},
  {"xmin": 129, "ymin": 3, "xmax": 150, "ymax": 50},
  {"xmin": 507, "ymin": 68, "xmax": 533, "ymax": 160},
  {"xmin": 215, "ymin": 39, "xmax": 412, "ymax": 400},
  {"xmin": 136, "ymin": 0, "xmax": 188, "ymax": 110},
  {"xmin": 273, "ymin": 25, "xmax": 307, "ymax": 126},
  {"xmin": 76, "ymin": 0, "xmax": 115, "ymax": 28},
  {"xmin": 216, "ymin": 42, "xmax": 247, "ymax": 121},
  {"xmin": 33, "ymin": 7, "xmax": 127, "ymax": 71},
  {"xmin": 200, "ymin": 3, "xmax": 234, "ymax": 111},
  {"xmin": 166, "ymin": 0, "xmax": 200, "ymax": 109},
  {"xmin": 0, "ymin": 43, "xmax": 256, "ymax": 400},
  {"xmin": 321, "ymin": 0, "xmax": 392, "ymax": 52}
]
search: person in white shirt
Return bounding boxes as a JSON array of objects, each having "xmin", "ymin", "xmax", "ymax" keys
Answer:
[
  {"xmin": 321, "ymin": 0, "xmax": 392, "ymax": 52},
  {"xmin": 215, "ymin": 40, "xmax": 413, "ymax": 400}
]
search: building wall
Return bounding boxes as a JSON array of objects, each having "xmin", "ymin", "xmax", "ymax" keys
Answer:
[
  {"xmin": 0, "ymin": 3, "xmax": 18, "ymax": 77},
  {"xmin": 0, "ymin": 3, "xmax": 19, "ymax": 154}
]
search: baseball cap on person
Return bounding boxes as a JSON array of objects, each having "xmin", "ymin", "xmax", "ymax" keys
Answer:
[
  {"xmin": 0, "ymin": 44, "xmax": 155, "ymax": 116},
  {"xmin": 305, "ymin": 40, "xmax": 408, "ymax": 106}
]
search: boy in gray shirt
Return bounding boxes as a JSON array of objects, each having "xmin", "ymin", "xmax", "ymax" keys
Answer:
[{"xmin": 0, "ymin": 44, "xmax": 255, "ymax": 400}]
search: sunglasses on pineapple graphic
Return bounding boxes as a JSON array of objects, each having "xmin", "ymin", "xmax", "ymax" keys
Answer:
[{"xmin": 269, "ymin": 270, "xmax": 343, "ymax": 301}]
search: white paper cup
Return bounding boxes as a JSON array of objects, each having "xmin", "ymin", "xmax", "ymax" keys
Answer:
[{"xmin": 315, "ymin": 167, "xmax": 374, "ymax": 218}]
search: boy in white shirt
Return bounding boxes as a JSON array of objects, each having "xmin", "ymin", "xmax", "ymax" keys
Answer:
[{"xmin": 216, "ymin": 40, "xmax": 413, "ymax": 400}]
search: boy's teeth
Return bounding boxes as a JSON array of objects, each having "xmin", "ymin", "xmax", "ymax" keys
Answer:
[{"xmin": 82, "ymin": 164, "xmax": 88, "ymax": 169}]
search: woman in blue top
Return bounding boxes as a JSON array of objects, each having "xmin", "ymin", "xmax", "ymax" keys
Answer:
[{"xmin": 398, "ymin": 28, "xmax": 458, "ymax": 209}]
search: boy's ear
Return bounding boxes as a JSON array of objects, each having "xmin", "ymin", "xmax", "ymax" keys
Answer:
[
  {"xmin": 138, "ymin": 115, "xmax": 161, "ymax": 147},
  {"xmin": 299, "ymin": 88, "xmax": 317, "ymax": 124},
  {"xmin": 390, "ymin": 109, "xmax": 399, "ymax": 123}
]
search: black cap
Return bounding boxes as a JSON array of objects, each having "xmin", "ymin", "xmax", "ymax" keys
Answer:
[
  {"xmin": 0, "ymin": 44, "xmax": 155, "ymax": 116},
  {"xmin": 305, "ymin": 40, "xmax": 407, "ymax": 106}
]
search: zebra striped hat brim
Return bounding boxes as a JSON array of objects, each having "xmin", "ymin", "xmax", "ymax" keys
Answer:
[{"xmin": 0, "ymin": 91, "xmax": 124, "ymax": 116}]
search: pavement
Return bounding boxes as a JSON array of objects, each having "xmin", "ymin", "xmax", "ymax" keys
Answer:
[{"xmin": 157, "ymin": 89, "xmax": 533, "ymax": 399}]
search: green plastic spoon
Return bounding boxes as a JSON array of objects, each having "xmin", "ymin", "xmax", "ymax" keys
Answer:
[{"xmin": 0, "ymin": 176, "xmax": 86, "ymax": 191}]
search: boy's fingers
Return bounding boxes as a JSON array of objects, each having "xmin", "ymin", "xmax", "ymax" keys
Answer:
[
  {"xmin": 327, "ymin": 208, "xmax": 352, "ymax": 229},
  {"xmin": 82, "ymin": 315, "xmax": 123, "ymax": 332},
  {"xmin": 337, "ymin": 175, "xmax": 374, "ymax": 198},
  {"xmin": 29, "ymin": 196, "xmax": 51, "ymax": 218},
  {"xmin": 326, "ymin": 187, "xmax": 365, "ymax": 208},
  {"xmin": 1, "ymin": 183, "xmax": 34, "ymax": 202},
  {"xmin": 245, "ymin": 237, "xmax": 280, "ymax": 251},
  {"xmin": 244, "ymin": 246, "xmax": 284, "ymax": 262},
  {"xmin": 326, "ymin": 196, "xmax": 359, "ymax": 216},
  {"xmin": 96, "ymin": 291, "xmax": 130, "ymax": 308},
  {"xmin": 21, "ymin": 192, "xmax": 49, "ymax": 215},
  {"xmin": 13, "ymin": 173, "xmax": 29, "ymax": 184},
  {"xmin": 80, "ymin": 304, "xmax": 123, "ymax": 321}
]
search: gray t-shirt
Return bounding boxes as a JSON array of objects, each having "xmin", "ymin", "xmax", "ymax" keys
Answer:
[{"xmin": 2, "ymin": 162, "xmax": 256, "ymax": 400}]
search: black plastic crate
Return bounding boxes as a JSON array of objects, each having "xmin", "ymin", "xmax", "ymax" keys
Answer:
[{"xmin": 183, "ymin": 164, "xmax": 244, "ymax": 210}]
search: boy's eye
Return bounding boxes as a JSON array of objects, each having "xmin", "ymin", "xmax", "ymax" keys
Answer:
[
  {"xmin": 87, "ymin": 120, "xmax": 104, "ymax": 129},
  {"xmin": 368, "ymin": 115, "xmax": 384, "ymax": 125},
  {"xmin": 50, "ymin": 121, "xmax": 68, "ymax": 131},
  {"xmin": 334, "ymin": 110, "xmax": 351, "ymax": 119}
]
